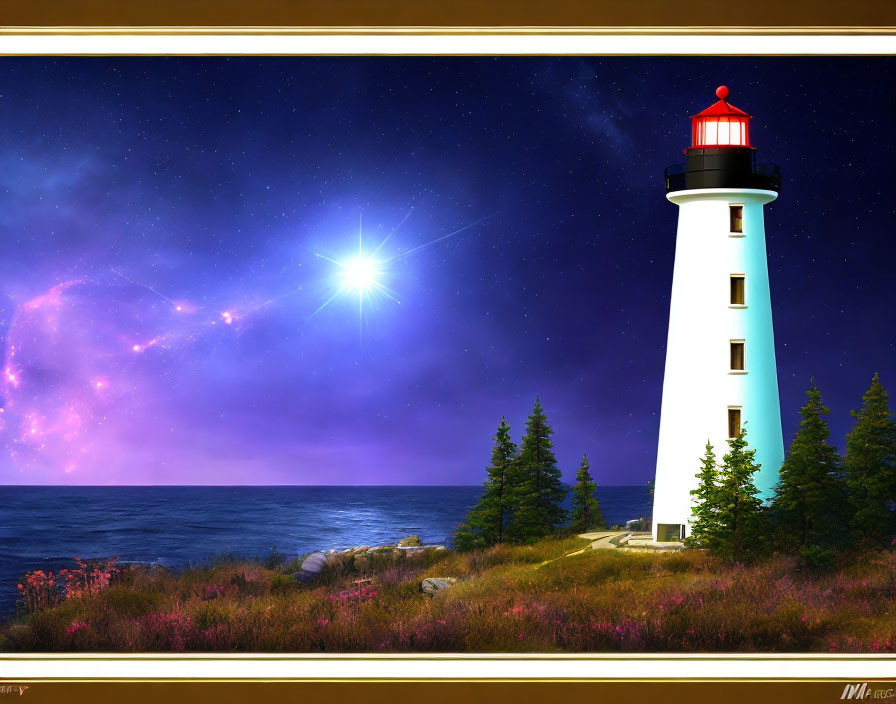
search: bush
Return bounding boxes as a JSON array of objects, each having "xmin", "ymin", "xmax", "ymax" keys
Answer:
[
  {"xmin": 193, "ymin": 601, "xmax": 232, "ymax": 630},
  {"xmin": 270, "ymin": 573, "xmax": 300, "ymax": 595},
  {"xmin": 101, "ymin": 587, "xmax": 163, "ymax": 618},
  {"xmin": 453, "ymin": 524, "xmax": 488, "ymax": 552},
  {"xmin": 263, "ymin": 547, "xmax": 287, "ymax": 570},
  {"xmin": 799, "ymin": 545, "xmax": 837, "ymax": 572},
  {"xmin": 17, "ymin": 570, "xmax": 62, "ymax": 613}
]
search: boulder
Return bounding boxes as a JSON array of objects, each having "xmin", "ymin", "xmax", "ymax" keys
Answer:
[
  {"xmin": 399, "ymin": 535, "xmax": 423, "ymax": 547},
  {"xmin": 293, "ymin": 552, "xmax": 328, "ymax": 583},
  {"xmin": 420, "ymin": 577, "xmax": 457, "ymax": 597}
]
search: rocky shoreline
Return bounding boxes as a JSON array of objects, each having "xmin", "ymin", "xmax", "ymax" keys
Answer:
[
  {"xmin": 295, "ymin": 534, "xmax": 448, "ymax": 582},
  {"xmin": 329, "ymin": 534, "xmax": 447, "ymax": 556}
]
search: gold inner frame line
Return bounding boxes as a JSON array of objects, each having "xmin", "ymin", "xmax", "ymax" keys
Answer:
[{"xmin": 0, "ymin": 25, "xmax": 895, "ymax": 35}]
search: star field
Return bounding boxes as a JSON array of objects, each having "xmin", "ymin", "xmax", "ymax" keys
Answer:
[{"xmin": 0, "ymin": 57, "xmax": 893, "ymax": 485}]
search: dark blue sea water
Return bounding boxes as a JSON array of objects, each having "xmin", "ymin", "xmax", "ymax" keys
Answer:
[{"xmin": 0, "ymin": 485, "xmax": 651, "ymax": 616}]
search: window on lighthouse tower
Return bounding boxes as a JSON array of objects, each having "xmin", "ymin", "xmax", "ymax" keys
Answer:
[
  {"xmin": 729, "ymin": 205, "xmax": 743, "ymax": 233},
  {"xmin": 730, "ymin": 341, "xmax": 746, "ymax": 371},
  {"xmin": 728, "ymin": 408, "xmax": 742, "ymax": 438},
  {"xmin": 730, "ymin": 275, "xmax": 745, "ymax": 305}
]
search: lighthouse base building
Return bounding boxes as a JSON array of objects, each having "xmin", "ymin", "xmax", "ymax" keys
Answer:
[{"xmin": 651, "ymin": 87, "xmax": 784, "ymax": 544}]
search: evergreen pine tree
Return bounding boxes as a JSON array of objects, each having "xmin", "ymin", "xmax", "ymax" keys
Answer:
[
  {"xmin": 772, "ymin": 382, "xmax": 847, "ymax": 550},
  {"xmin": 506, "ymin": 397, "xmax": 568, "ymax": 542},
  {"xmin": 685, "ymin": 441, "xmax": 720, "ymax": 550},
  {"xmin": 846, "ymin": 373, "xmax": 896, "ymax": 546},
  {"xmin": 453, "ymin": 417, "xmax": 518, "ymax": 550},
  {"xmin": 570, "ymin": 453, "xmax": 605, "ymax": 532},
  {"xmin": 450, "ymin": 522, "xmax": 482, "ymax": 552},
  {"xmin": 713, "ymin": 427, "xmax": 765, "ymax": 561}
]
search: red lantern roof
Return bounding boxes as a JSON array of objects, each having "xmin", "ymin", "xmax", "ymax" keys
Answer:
[
  {"xmin": 692, "ymin": 85, "xmax": 751, "ymax": 119},
  {"xmin": 689, "ymin": 86, "xmax": 752, "ymax": 149}
]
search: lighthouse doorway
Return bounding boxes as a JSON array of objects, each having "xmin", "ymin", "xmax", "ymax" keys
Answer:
[{"xmin": 656, "ymin": 523, "xmax": 686, "ymax": 542}]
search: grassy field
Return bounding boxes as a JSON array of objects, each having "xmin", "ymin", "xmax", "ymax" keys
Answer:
[{"xmin": 3, "ymin": 537, "xmax": 896, "ymax": 652}]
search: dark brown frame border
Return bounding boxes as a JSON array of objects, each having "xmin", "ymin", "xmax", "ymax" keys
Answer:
[{"xmin": 0, "ymin": 0, "xmax": 895, "ymax": 30}]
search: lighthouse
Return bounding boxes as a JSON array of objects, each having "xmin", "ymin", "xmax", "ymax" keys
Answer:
[{"xmin": 651, "ymin": 86, "xmax": 784, "ymax": 543}]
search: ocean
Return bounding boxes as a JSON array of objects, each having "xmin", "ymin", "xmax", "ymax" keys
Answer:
[{"xmin": 0, "ymin": 485, "xmax": 651, "ymax": 616}]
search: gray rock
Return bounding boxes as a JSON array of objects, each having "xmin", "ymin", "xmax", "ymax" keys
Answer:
[
  {"xmin": 420, "ymin": 577, "xmax": 457, "ymax": 596},
  {"xmin": 293, "ymin": 551, "xmax": 328, "ymax": 583}
]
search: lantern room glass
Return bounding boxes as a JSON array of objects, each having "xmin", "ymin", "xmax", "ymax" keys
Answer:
[{"xmin": 692, "ymin": 115, "xmax": 750, "ymax": 148}]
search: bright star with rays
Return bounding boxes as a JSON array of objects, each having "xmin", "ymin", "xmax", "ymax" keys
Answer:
[
  {"xmin": 310, "ymin": 208, "xmax": 497, "ymax": 325},
  {"xmin": 309, "ymin": 212, "xmax": 402, "ymax": 324},
  {"xmin": 311, "ymin": 246, "xmax": 398, "ymax": 323},
  {"xmin": 340, "ymin": 256, "xmax": 382, "ymax": 293}
]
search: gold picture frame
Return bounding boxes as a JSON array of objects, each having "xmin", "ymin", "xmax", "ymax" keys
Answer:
[{"xmin": 0, "ymin": 1, "xmax": 895, "ymax": 701}]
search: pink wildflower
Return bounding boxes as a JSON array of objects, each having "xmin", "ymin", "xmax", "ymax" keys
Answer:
[{"xmin": 66, "ymin": 620, "xmax": 88, "ymax": 635}]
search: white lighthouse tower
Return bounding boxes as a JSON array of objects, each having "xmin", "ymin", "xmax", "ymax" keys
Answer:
[{"xmin": 651, "ymin": 86, "xmax": 784, "ymax": 543}]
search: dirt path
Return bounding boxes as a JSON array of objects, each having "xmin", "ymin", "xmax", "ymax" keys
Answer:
[
  {"xmin": 534, "ymin": 532, "xmax": 625, "ymax": 568},
  {"xmin": 577, "ymin": 530, "xmax": 628, "ymax": 550},
  {"xmin": 537, "ymin": 531, "xmax": 659, "ymax": 569}
]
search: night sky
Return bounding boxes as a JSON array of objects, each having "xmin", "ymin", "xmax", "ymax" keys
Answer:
[{"xmin": 0, "ymin": 57, "xmax": 893, "ymax": 486}]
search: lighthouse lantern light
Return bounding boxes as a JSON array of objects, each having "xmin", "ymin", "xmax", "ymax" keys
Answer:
[{"xmin": 690, "ymin": 85, "xmax": 751, "ymax": 149}]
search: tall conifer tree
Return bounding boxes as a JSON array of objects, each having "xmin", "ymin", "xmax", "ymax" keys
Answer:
[
  {"xmin": 507, "ymin": 397, "xmax": 567, "ymax": 542},
  {"xmin": 570, "ymin": 453, "xmax": 605, "ymax": 532},
  {"xmin": 712, "ymin": 427, "xmax": 765, "ymax": 561},
  {"xmin": 773, "ymin": 383, "xmax": 847, "ymax": 550},
  {"xmin": 453, "ymin": 417, "xmax": 518, "ymax": 550},
  {"xmin": 846, "ymin": 373, "xmax": 896, "ymax": 545},
  {"xmin": 685, "ymin": 442, "xmax": 720, "ymax": 549}
]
